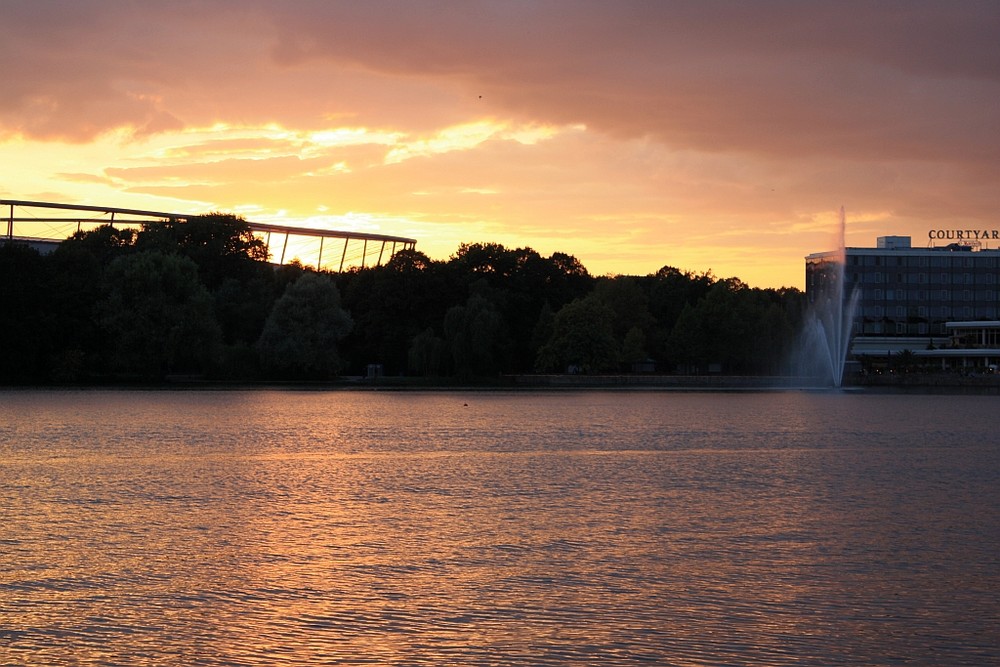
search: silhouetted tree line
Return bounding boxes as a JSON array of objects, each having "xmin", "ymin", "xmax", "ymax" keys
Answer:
[{"xmin": 0, "ymin": 214, "xmax": 806, "ymax": 383}]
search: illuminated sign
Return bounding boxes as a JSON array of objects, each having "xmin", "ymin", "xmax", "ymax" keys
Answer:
[{"xmin": 928, "ymin": 229, "xmax": 1000, "ymax": 241}]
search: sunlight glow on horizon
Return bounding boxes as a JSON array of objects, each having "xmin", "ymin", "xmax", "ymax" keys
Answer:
[{"xmin": 0, "ymin": 118, "xmax": 929, "ymax": 287}]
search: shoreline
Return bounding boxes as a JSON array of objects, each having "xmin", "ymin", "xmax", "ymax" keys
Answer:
[{"xmin": 4, "ymin": 372, "xmax": 1000, "ymax": 394}]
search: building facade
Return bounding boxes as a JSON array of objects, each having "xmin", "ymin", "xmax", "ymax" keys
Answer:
[{"xmin": 806, "ymin": 234, "xmax": 1000, "ymax": 369}]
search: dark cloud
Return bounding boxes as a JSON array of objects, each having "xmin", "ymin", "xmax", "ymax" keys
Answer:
[
  {"xmin": 260, "ymin": 1, "xmax": 1000, "ymax": 163},
  {"xmin": 0, "ymin": 0, "xmax": 261, "ymax": 140},
  {"xmin": 2, "ymin": 0, "xmax": 997, "ymax": 161}
]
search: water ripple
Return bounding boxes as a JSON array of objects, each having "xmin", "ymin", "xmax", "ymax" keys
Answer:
[{"xmin": 2, "ymin": 389, "xmax": 998, "ymax": 665}]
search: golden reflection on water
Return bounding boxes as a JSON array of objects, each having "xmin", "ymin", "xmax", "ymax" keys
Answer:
[{"xmin": 1, "ymin": 390, "xmax": 998, "ymax": 665}]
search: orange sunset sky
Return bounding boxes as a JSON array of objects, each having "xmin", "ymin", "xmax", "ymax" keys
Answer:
[{"xmin": 2, "ymin": 1, "xmax": 997, "ymax": 288}]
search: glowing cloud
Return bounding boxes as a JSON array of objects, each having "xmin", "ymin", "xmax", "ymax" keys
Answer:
[{"xmin": 1, "ymin": 1, "xmax": 997, "ymax": 288}]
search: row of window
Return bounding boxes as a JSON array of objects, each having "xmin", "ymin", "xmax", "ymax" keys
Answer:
[
  {"xmin": 859, "ymin": 305, "xmax": 995, "ymax": 319},
  {"xmin": 854, "ymin": 322, "xmax": 999, "ymax": 336},
  {"xmin": 856, "ymin": 321, "xmax": 936, "ymax": 335},
  {"xmin": 956, "ymin": 330, "xmax": 1000, "ymax": 346},
  {"xmin": 849, "ymin": 254, "xmax": 1000, "ymax": 269},
  {"xmin": 850, "ymin": 272, "xmax": 996, "ymax": 285},
  {"xmin": 859, "ymin": 322, "xmax": 1000, "ymax": 337},
  {"xmin": 858, "ymin": 288, "xmax": 1000, "ymax": 301}
]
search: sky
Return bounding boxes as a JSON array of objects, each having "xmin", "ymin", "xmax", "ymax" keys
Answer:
[{"xmin": 2, "ymin": 1, "xmax": 998, "ymax": 289}]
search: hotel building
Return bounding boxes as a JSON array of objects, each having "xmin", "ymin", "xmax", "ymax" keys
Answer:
[{"xmin": 806, "ymin": 232, "xmax": 1000, "ymax": 370}]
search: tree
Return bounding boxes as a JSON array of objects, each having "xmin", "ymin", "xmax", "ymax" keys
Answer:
[
  {"xmin": 100, "ymin": 251, "xmax": 221, "ymax": 378},
  {"xmin": 407, "ymin": 327, "xmax": 445, "ymax": 376},
  {"xmin": 340, "ymin": 250, "xmax": 457, "ymax": 375},
  {"xmin": 135, "ymin": 213, "xmax": 268, "ymax": 290},
  {"xmin": 0, "ymin": 243, "xmax": 53, "ymax": 382},
  {"xmin": 621, "ymin": 326, "xmax": 648, "ymax": 367},
  {"xmin": 214, "ymin": 274, "xmax": 276, "ymax": 345},
  {"xmin": 256, "ymin": 272, "xmax": 353, "ymax": 379},
  {"xmin": 535, "ymin": 298, "xmax": 619, "ymax": 373},
  {"xmin": 506, "ymin": 249, "xmax": 593, "ymax": 371},
  {"xmin": 590, "ymin": 277, "xmax": 654, "ymax": 338},
  {"xmin": 531, "ymin": 302, "xmax": 556, "ymax": 355},
  {"xmin": 644, "ymin": 266, "xmax": 716, "ymax": 366},
  {"xmin": 62, "ymin": 224, "xmax": 137, "ymax": 263},
  {"xmin": 665, "ymin": 302, "xmax": 706, "ymax": 372},
  {"xmin": 451, "ymin": 242, "xmax": 519, "ymax": 280},
  {"xmin": 443, "ymin": 292, "xmax": 509, "ymax": 379},
  {"xmin": 41, "ymin": 225, "xmax": 141, "ymax": 380},
  {"xmin": 666, "ymin": 278, "xmax": 798, "ymax": 374}
]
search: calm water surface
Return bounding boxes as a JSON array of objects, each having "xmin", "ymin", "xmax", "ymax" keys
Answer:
[{"xmin": 1, "ymin": 389, "xmax": 998, "ymax": 665}]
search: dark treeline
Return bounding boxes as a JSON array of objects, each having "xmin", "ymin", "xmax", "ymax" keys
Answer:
[{"xmin": 0, "ymin": 214, "xmax": 806, "ymax": 384}]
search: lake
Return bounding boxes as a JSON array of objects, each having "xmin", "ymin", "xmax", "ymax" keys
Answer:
[{"xmin": 2, "ymin": 389, "xmax": 998, "ymax": 665}]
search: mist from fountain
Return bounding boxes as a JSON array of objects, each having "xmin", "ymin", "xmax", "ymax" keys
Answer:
[{"xmin": 798, "ymin": 207, "xmax": 860, "ymax": 387}]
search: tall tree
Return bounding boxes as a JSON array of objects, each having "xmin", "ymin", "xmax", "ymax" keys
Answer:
[
  {"xmin": 256, "ymin": 272, "xmax": 353, "ymax": 379},
  {"xmin": 62, "ymin": 224, "xmax": 137, "ymax": 264},
  {"xmin": 0, "ymin": 244, "xmax": 53, "ymax": 382},
  {"xmin": 666, "ymin": 278, "xmax": 798, "ymax": 374},
  {"xmin": 536, "ymin": 298, "xmax": 619, "ymax": 373},
  {"xmin": 136, "ymin": 213, "xmax": 268, "ymax": 290},
  {"xmin": 407, "ymin": 327, "xmax": 445, "ymax": 376},
  {"xmin": 100, "ymin": 251, "xmax": 221, "ymax": 378},
  {"xmin": 444, "ymin": 292, "xmax": 509, "ymax": 379},
  {"xmin": 621, "ymin": 326, "xmax": 648, "ymax": 367},
  {"xmin": 340, "ymin": 249, "xmax": 455, "ymax": 375}
]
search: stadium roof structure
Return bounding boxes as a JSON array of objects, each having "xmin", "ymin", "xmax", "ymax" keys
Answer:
[{"xmin": 2, "ymin": 199, "xmax": 417, "ymax": 271}]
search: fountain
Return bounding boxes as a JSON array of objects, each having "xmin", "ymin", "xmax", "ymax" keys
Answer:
[{"xmin": 798, "ymin": 207, "xmax": 860, "ymax": 387}]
